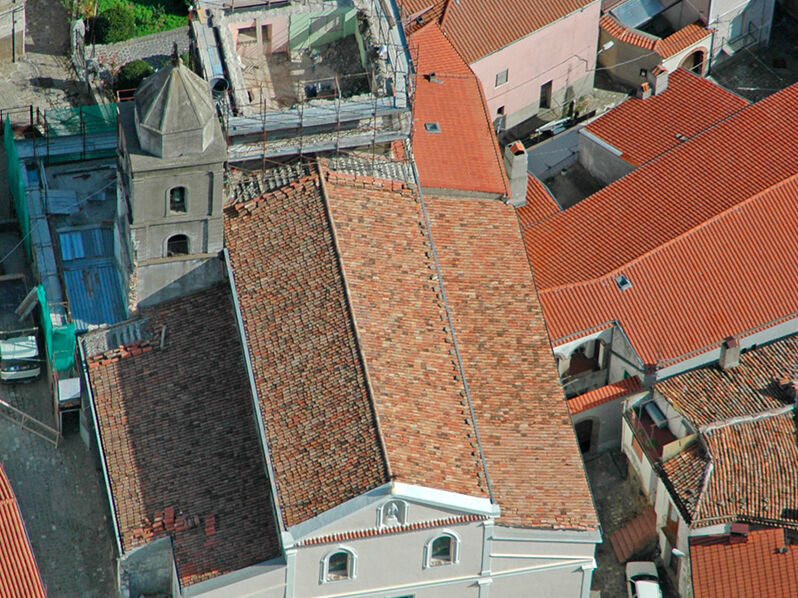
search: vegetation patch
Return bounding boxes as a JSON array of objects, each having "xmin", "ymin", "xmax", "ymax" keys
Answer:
[{"xmin": 81, "ymin": 0, "xmax": 187, "ymax": 41}]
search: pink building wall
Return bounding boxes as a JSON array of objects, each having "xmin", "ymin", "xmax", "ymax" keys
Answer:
[{"xmin": 470, "ymin": 0, "xmax": 601, "ymax": 130}]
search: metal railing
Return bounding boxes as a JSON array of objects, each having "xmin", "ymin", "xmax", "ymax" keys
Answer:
[{"xmin": 0, "ymin": 397, "xmax": 61, "ymax": 447}]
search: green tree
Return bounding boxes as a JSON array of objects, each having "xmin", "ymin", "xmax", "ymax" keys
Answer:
[
  {"xmin": 115, "ymin": 59, "xmax": 153, "ymax": 91},
  {"xmin": 95, "ymin": 4, "xmax": 135, "ymax": 43}
]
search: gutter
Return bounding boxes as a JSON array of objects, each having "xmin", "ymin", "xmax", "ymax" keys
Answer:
[{"xmin": 78, "ymin": 338, "xmax": 123, "ymax": 557}]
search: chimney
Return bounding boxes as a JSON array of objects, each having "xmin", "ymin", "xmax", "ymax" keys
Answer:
[
  {"xmin": 503, "ymin": 141, "xmax": 528, "ymax": 207},
  {"xmin": 718, "ymin": 337, "xmax": 740, "ymax": 370},
  {"xmin": 647, "ymin": 65, "xmax": 670, "ymax": 96},
  {"xmin": 636, "ymin": 81, "xmax": 652, "ymax": 100}
]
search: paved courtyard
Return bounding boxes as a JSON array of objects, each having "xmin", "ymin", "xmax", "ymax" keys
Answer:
[
  {"xmin": 586, "ymin": 451, "xmax": 678, "ymax": 598},
  {"xmin": 0, "ymin": 386, "xmax": 117, "ymax": 597}
]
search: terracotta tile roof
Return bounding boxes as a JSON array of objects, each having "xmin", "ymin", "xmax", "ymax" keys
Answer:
[
  {"xmin": 422, "ymin": 194, "xmax": 597, "ymax": 529},
  {"xmin": 584, "ymin": 69, "xmax": 748, "ymax": 166},
  {"xmin": 661, "ymin": 444, "xmax": 707, "ymax": 518},
  {"xmin": 600, "ymin": 15, "xmax": 713, "ymax": 58},
  {"xmin": 523, "ymin": 84, "xmax": 798, "ymax": 365},
  {"xmin": 517, "ymin": 174, "xmax": 561, "ymax": 228},
  {"xmin": 85, "ymin": 285, "xmax": 280, "ymax": 587},
  {"xmin": 663, "ymin": 411, "xmax": 798, "ymax": 529},
  {"xmin": 225, "ymin": 165, "xmax": 597, "ymax": 530},
  {"xmin": 400, "ymin": 0, "xmax": 596, "ymax": 64},
  {"xmin": 0, "ymin": 464, "xmax": 46, "ymax": 598},
  {"xmin": 656, "ymin": 336, "xmax": 798, "ymax": 428},
  {"xmin": 567, "ymin": 377, "xmax": 642, "ymax": 414},
  {"xmin": 224, "ymin": 174, "xmax": 390, "ymax": 528},
  {"xmin": 409, "ymin": 24, "xmax": 509, "ymax": 196},
  {"xmin": 656, "ymin": 341, "xmax": 798, "ymax": 528},
  {"xmin": 690, "ymin": 527, "xmax": 798, "ymax": 598}
]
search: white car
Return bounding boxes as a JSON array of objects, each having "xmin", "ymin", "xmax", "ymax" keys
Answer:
[{"xmin": 626, "ymin": 561, "xmax": 663, "ymax": 598}]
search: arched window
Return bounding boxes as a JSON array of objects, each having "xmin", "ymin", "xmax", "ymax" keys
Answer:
[
  {"xmin": 424, "ymin": 531, "xmax": 459, "ymax": 568},
  {"xmin": 166, "ymin": 234, "xmax": 189, "ymax": 257},
  {"xmin": 169, "ymin": 186, "xmax": 187, "ymax": 213},
  {"xmin": 378, "ymin": 499, "xmax": 408, "ymax": 527},
  {"xmin": 321, "ymin": 547, "xmax": 356, "ymax": 583}
]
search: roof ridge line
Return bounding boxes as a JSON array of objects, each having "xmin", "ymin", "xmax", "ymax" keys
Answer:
[
  {"xmin": 540, "ymin": 171, "xmax": 798, "ymax": 294},
  {"xmin": 316, "ymin": 159, "xmax": 394, "ymax": 484},
  {"xmin": 699, "ymin": 403, "xmax": 795, "ymax": 434},
  {"xmin": 407, "ymin": 154, "xmax": 495, "ymax": 503}
]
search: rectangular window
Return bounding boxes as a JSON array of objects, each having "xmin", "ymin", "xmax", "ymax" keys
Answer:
[
  {"xmin": 495, "ymin": 69, "xmax": 508, "ymax": 87},
  {"xmin": 632, "ymin": 435, "xmax": 643, "ymax": 460},
  {"xmin": 539, "ymin": 80, "xmax": 552, "ymax": 109}
]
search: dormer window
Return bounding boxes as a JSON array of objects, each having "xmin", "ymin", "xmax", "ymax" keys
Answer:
[
  {"xmin": 321, "ymin": 547, "xmax": 356, "ymax": 583},
  {"xmin": 378, "ymin": 499, "xmax": 407, "ymax": 527},
  {"xmin": 424, "ymin": 531, "xmax": 459, "ymax": 568},
  {"xmin": 169, "ymin": 186, "xmax": 187, "ymax": 213}
]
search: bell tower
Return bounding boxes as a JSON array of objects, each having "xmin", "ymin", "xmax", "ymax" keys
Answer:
[{"xmin": 117, "ymin": 52, "xmax": 227, "ymax": 307}]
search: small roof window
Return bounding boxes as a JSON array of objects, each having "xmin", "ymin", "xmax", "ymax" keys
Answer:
[
  {"xmin": 424, "ymin": 122, "xmax": 441, "ymax": 133},
  {"xmin": 615, "ymin": 274, "xmax": 632, "ymax": 291}
]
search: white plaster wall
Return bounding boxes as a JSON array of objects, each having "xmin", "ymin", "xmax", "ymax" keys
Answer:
[
  {"xmin": 470, "ymin": 1, "xmax": 601, "ymax": 129},
  {"xmin": 708, "ymin": 0, "xmax": 775, "ymax": 54},
  {"xmin": 293, "ymin": 520, "xmax": 484, "ymax": 598},
  {"xmin": 609, "ymin": 327, "xmax": 643, "ymax": 383},
  {"xmin": 621, "ymin": 413, "xmax": 658, "ymax": 501}
]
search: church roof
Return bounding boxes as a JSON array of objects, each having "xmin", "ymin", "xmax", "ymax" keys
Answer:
[{"xmin": 134, "ymin": 60, "xmax": 216, "ymax": 136}]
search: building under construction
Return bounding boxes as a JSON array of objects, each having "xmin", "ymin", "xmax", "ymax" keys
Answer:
[{"xmin": 189, "ymin": 0, "xmax": 412, "ymax": 160}]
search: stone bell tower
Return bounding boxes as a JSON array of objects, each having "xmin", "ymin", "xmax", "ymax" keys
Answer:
[{"xmin": 117, "ymin": 51, "xmax": 227, "ymax": 308}]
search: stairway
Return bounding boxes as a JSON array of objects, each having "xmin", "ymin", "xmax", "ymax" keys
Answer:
[{"xmin": 609, "ymin": 506, "xmax": 657, "ymax": 563}]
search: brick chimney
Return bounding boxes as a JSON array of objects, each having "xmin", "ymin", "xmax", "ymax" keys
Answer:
[
  {"xmin": 503, "ymin": 141, "xmax": 528, "ymax": 207},
  {"xmin": 718, "ymin": 336, "xmax": 740, "ymax": 370}
]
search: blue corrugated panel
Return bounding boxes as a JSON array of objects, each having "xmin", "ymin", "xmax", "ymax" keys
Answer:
[
  {"xmin": 63, "ymin": 264, "xmax": 127, "ymax": 332},
  {"xmin": 207, "ymin": 47, "xmax": 224, "ymax": 77},
  {"xmin": 59, "ymin": 228, "xmax": 113, "ymax": 262}
]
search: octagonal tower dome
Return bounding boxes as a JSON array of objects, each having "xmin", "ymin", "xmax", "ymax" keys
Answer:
[{"xmin": 133, "ymin": 58, "xmax": 218, "ymax": 159}]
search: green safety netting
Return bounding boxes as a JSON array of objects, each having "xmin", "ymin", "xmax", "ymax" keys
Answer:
[
  {"xmin": 44, "ymin": 103, "xmax": 117, "ymax": 137},
  {"xmin": 37, "ymin": 285, "xmax": 76, "ymax": 372},
  {"xmin": 3, "ymin": 116, "xmax": 30, "ymax": 258}
]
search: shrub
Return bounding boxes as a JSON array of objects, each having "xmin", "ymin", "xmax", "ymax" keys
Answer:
[
  {"xmin": 95, "ymin": 4, "xmax": 136, "ymax": 43},
  {"xmin": 115, "ymin": 59, "xmax": 153, "ymax": 91}
]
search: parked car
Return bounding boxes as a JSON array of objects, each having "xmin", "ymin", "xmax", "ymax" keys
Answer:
[{"xmin": 626, "ymin": 561, "xmax": 663, "ymax": 598}]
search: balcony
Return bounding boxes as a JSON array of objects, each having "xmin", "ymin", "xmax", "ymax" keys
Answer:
[{"xmin": 626, "ymin": 404, "xmax": 677, "ymax": 462}]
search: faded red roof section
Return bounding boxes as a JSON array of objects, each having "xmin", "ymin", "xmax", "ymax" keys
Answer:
[
  {"xmin": 656, "ymin": 336, "xmax": 798, "ymax": 428},
  {"xmin": 517, "ymin": 174, "xmax": 561, "ymax": 228},
  {"xmin": 409, "ymin": 24, "xmax": 509, "ymax": 196},
  {"xmin": 656, "ymin": 337, "xmax": 798, "ymax": 528},
  {"xmin": 423, "ymin": 194, "xmax": 597, "ymax": 529},
  {"xmin": 226, "ymin": 164, "xmax": 597, "ymax": 530},
  {"xmin": 584, "ymin": 69, "xmax": 747, "ymax": 166},
  {"xmin": 524, "ymin": 84, "xmax": 798, "ymax": 364},
  {"xmin": 0, "ymin": 464, "xmax": 46, "ymax": 598},
  {"xmin": 224, "ymin": 175, "xmax": 390, "ymax": 528},
  {"xmin": 400, "ymin": 0, "xmax": 595, "ymax": 63},
  {"xmin": 600, "ymin": 15, "xmax": 712, "ymax": 58},
  {"xmin": 691, "ymin": 528, "xmax": 798, "ymax": 598},
  {"xmin": 323, "ymin": 172, "xmax": 489, "ymax": 500},
  {"xmin": 567, "ymin": 377, "xmax": 642, "ymax": 414},
  {"xmin": 85, "ymin": 285, "xmax": 280, "ymax": 587}
]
